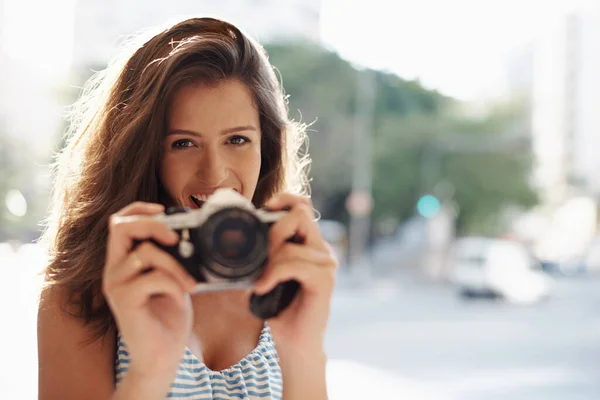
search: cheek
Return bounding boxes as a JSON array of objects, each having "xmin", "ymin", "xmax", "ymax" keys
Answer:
[
  {"xmin": 159, "ymin": 155, "xmax": 188, "ymax": 198},
  {"xmin": 245, "ymin": 148, "xmax": 262, "ymax": 180},
  {"xmin": 233, "ymin": 148, "xmax": 261, "ymax": 196}
]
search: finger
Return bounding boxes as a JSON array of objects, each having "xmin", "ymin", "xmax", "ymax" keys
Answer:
[
  {"xmin": 254, "ymin": 260, "xmax": 336, "ymax": 296},
  {"xmin": 107, "ymin": 269, "xmax": 186, "ymax": 309},
  {"xmin": 106, "ymin": 215, "xmax": 179, "ymax": 267},
  {"xmin": 104, "ymin": 242, "xmax": 196, "ymax": 293},
  {"xmin": 115, "ymin": 201, "xmax": 165, "ymax": 217},
  {"xmin": 260, "ymin": 246, "xmax": 338, "ymax": 294},
  {"xmin": 269, "ymin": 244, "xmax": 333, "ymax": 267},
  {"xmin": 265, "ymin": 193, "xmax": 312, "ymax": 211},
  {"xmin": 268, "ymin": 203, "xmax": 323, "ymax": 254}
]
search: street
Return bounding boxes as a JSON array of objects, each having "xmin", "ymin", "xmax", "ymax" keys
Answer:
[
  {"xmin": 326, "ymin": 271, "xmax": 600, "ymax": 400},
  {"xmin": 1, "ymin": 246, "xmax": 599, "ymax": 399}
]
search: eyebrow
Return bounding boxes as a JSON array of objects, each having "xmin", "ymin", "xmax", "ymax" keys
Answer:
[{"xmin": 167, "ymin": 125, "xmax": 258, "ymax": 137}]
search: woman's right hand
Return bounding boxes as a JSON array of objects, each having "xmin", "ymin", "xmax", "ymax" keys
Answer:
[{"xmin": 102, "ymin": 202, "xmax": 197, "ymax": 386}]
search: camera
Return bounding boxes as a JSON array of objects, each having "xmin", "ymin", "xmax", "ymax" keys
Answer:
[{"xmin": 150, "ymin": 188, "xmax": 300, "ymax": 319}]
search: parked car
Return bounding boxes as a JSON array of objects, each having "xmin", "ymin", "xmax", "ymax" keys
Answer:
[
  {"xmin": 540, "ymin": 259, "xmax": 587, "ymax": 276},
  {"xmin": 450, "ymin": 237, "xmax": 554, "ymax": 304}
]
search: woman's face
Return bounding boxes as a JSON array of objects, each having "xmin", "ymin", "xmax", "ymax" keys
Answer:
[{"xmin": 160, "ymin": 79, "xmax": 262, "ymax": 209}]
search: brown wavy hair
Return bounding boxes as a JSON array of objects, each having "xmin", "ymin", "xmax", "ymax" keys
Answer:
[{"xmin": 40, "ymin": 17, "xmax": 310, "ymax": 340}]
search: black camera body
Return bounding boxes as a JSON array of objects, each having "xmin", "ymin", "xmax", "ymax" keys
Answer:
[{"xmin": 152, "ymin": 189, "xmax": 300, "ymax": 319}]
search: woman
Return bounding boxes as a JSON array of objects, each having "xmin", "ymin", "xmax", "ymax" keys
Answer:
[{"xmin": 37, "ymin": 17, "xmax": 337, "ymax": 399}]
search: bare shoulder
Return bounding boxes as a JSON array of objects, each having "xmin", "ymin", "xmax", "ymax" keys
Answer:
[{"xmin": 37, "ymin": 285, "xmax": 115, "ymax": 399}]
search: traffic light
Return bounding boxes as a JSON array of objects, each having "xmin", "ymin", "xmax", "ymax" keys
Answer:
[{"xmin": 417, "ymin": 194, "xmax": 441, "ymax": 218}]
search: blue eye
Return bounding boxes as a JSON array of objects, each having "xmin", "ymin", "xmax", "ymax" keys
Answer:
[
  {"xmin": 172, "ymin": 139, "xmax": 194, "ymax": 149},
  {"xmin": 228, "ymin": 136, "xmax": 249, "ymax": 145}
]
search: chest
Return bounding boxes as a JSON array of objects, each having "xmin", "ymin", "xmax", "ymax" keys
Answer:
[{"xmin": 115, "ymin": 326, "xmax": 283, "ymax": 399}]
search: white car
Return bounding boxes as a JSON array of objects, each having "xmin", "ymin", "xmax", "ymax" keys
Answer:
[{"xmin": 450, "ymin": 237, "xmax": 554, "ymax": 304}]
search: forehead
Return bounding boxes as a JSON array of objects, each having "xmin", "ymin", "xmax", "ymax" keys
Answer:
[{"xmin": 167, "ymin": 79, "xmax": 259, "ymax": 130}]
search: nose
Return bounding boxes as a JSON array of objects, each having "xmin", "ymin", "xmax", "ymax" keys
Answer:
[{"xmin": 196, "ymin": 146, "xmax": 229, "ymax": 186}]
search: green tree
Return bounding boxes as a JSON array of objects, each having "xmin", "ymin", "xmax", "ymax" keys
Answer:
[
  {"xmin": 372, "ymin": 107, "xmax": 537, "ymax": 235},
  {"xmin": 265, "ymin": 43, "xmax": 449, "ymax": 216},
  {"xmin": 266, "ymin": 42, "xmax": 537, "ymax": 235}
]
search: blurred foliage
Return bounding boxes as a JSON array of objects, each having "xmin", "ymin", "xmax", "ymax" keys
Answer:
[
  {"xmin": 372, "ymin": 111, "xmax": 537, "ymax": 235},
  {"xmin": 266, "ymin": 43, "xmax": 448, "ymax": 208},
  {"xmin": 267, "ymin": 42, "xmax": 537, "ymax": 236}
]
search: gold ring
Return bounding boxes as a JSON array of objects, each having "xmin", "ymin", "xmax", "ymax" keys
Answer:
[{"xmin": 130, "ymin": 251, "xmax": 144, "ymax": 270}]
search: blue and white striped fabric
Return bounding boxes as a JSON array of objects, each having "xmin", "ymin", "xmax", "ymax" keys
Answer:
[{"xmin": 115, "ymin": 325, "xmax": 283, "ymax": 399}]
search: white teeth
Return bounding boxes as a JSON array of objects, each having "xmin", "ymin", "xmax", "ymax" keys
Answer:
[
  {"xmin": 191, "ymin": 194, "xmax": 210, "ymax": 202},
  {"xmin": 191, "ymin": 189, "xmax": 238, "ymax": 204}
]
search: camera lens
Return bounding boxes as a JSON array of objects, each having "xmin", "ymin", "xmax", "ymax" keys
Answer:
[
  {"xmin": 198, "ymin": 207, "xmax": 268, "ymax": 279},
  {"xmin": 213, "ymin": 219, "xmax": 255, "ymax": 260}
]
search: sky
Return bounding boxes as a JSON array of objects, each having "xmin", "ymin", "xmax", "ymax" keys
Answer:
[
  {"xmin": 0, "ymin": 0, "xmax": 595, "ymax": 98},
  {"xmin": 320, "ymin": 0, "xmax": 595, "ymax": 100},
  {"xmin": 1, "ymin": 0, "xmax": 75, "ymax": 76}
]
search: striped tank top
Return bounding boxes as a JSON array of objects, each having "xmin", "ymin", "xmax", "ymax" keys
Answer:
[{"xmin": 115, "ymin": 325, "xmax": 283, "ymax": 399}]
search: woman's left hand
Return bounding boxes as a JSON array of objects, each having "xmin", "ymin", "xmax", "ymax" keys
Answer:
[{"xmin": 253, "ymin": 193, "xmax": 338, "ymax": 355}]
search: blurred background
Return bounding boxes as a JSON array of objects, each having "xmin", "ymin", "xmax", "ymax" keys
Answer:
[{"xmin": 2, "ymin": 0, "xmax": 600, "ymax": 398}]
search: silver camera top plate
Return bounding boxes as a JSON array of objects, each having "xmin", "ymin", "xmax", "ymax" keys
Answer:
[{"xmin": 155, "ymin": 188, "xmax": 285, "ymax": 229}]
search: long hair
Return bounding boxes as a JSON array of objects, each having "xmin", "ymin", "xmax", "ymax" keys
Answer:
[{"xmin": 40, "ymin": 17, "xmax": 310, "ymax": 340}]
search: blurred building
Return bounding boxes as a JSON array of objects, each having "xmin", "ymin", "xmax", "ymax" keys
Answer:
[
  {"xmin": 531, "ymin": 6, "xmax": 600, "ymax": 204},
  {"xmin": 507, "ymin": 5, "xmax": 600, "ymax": 262},
  {"xmin": 569, "ymin": 9, "xmax": 600, "ymax": 197},
  {"xmin": 530, "ymin": 14, "xmax": 572, "ymax": 204},
  {"xmin": 72, "ymin": 0, "xmax": 322, "ymax": 71}
]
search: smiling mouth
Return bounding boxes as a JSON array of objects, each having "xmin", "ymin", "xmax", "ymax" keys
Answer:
[
  {"xmin": 189, "ymin": 189, "xmax": 240, "ymax": 209},
  {"xmin": 190, "ymin": 195, "xmax": 206, "ymax": 209}
]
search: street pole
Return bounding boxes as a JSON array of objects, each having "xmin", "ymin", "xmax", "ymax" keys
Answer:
[{"xmin": 348, "ymin": 69, "xmax": 376, "ymax": 280}]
